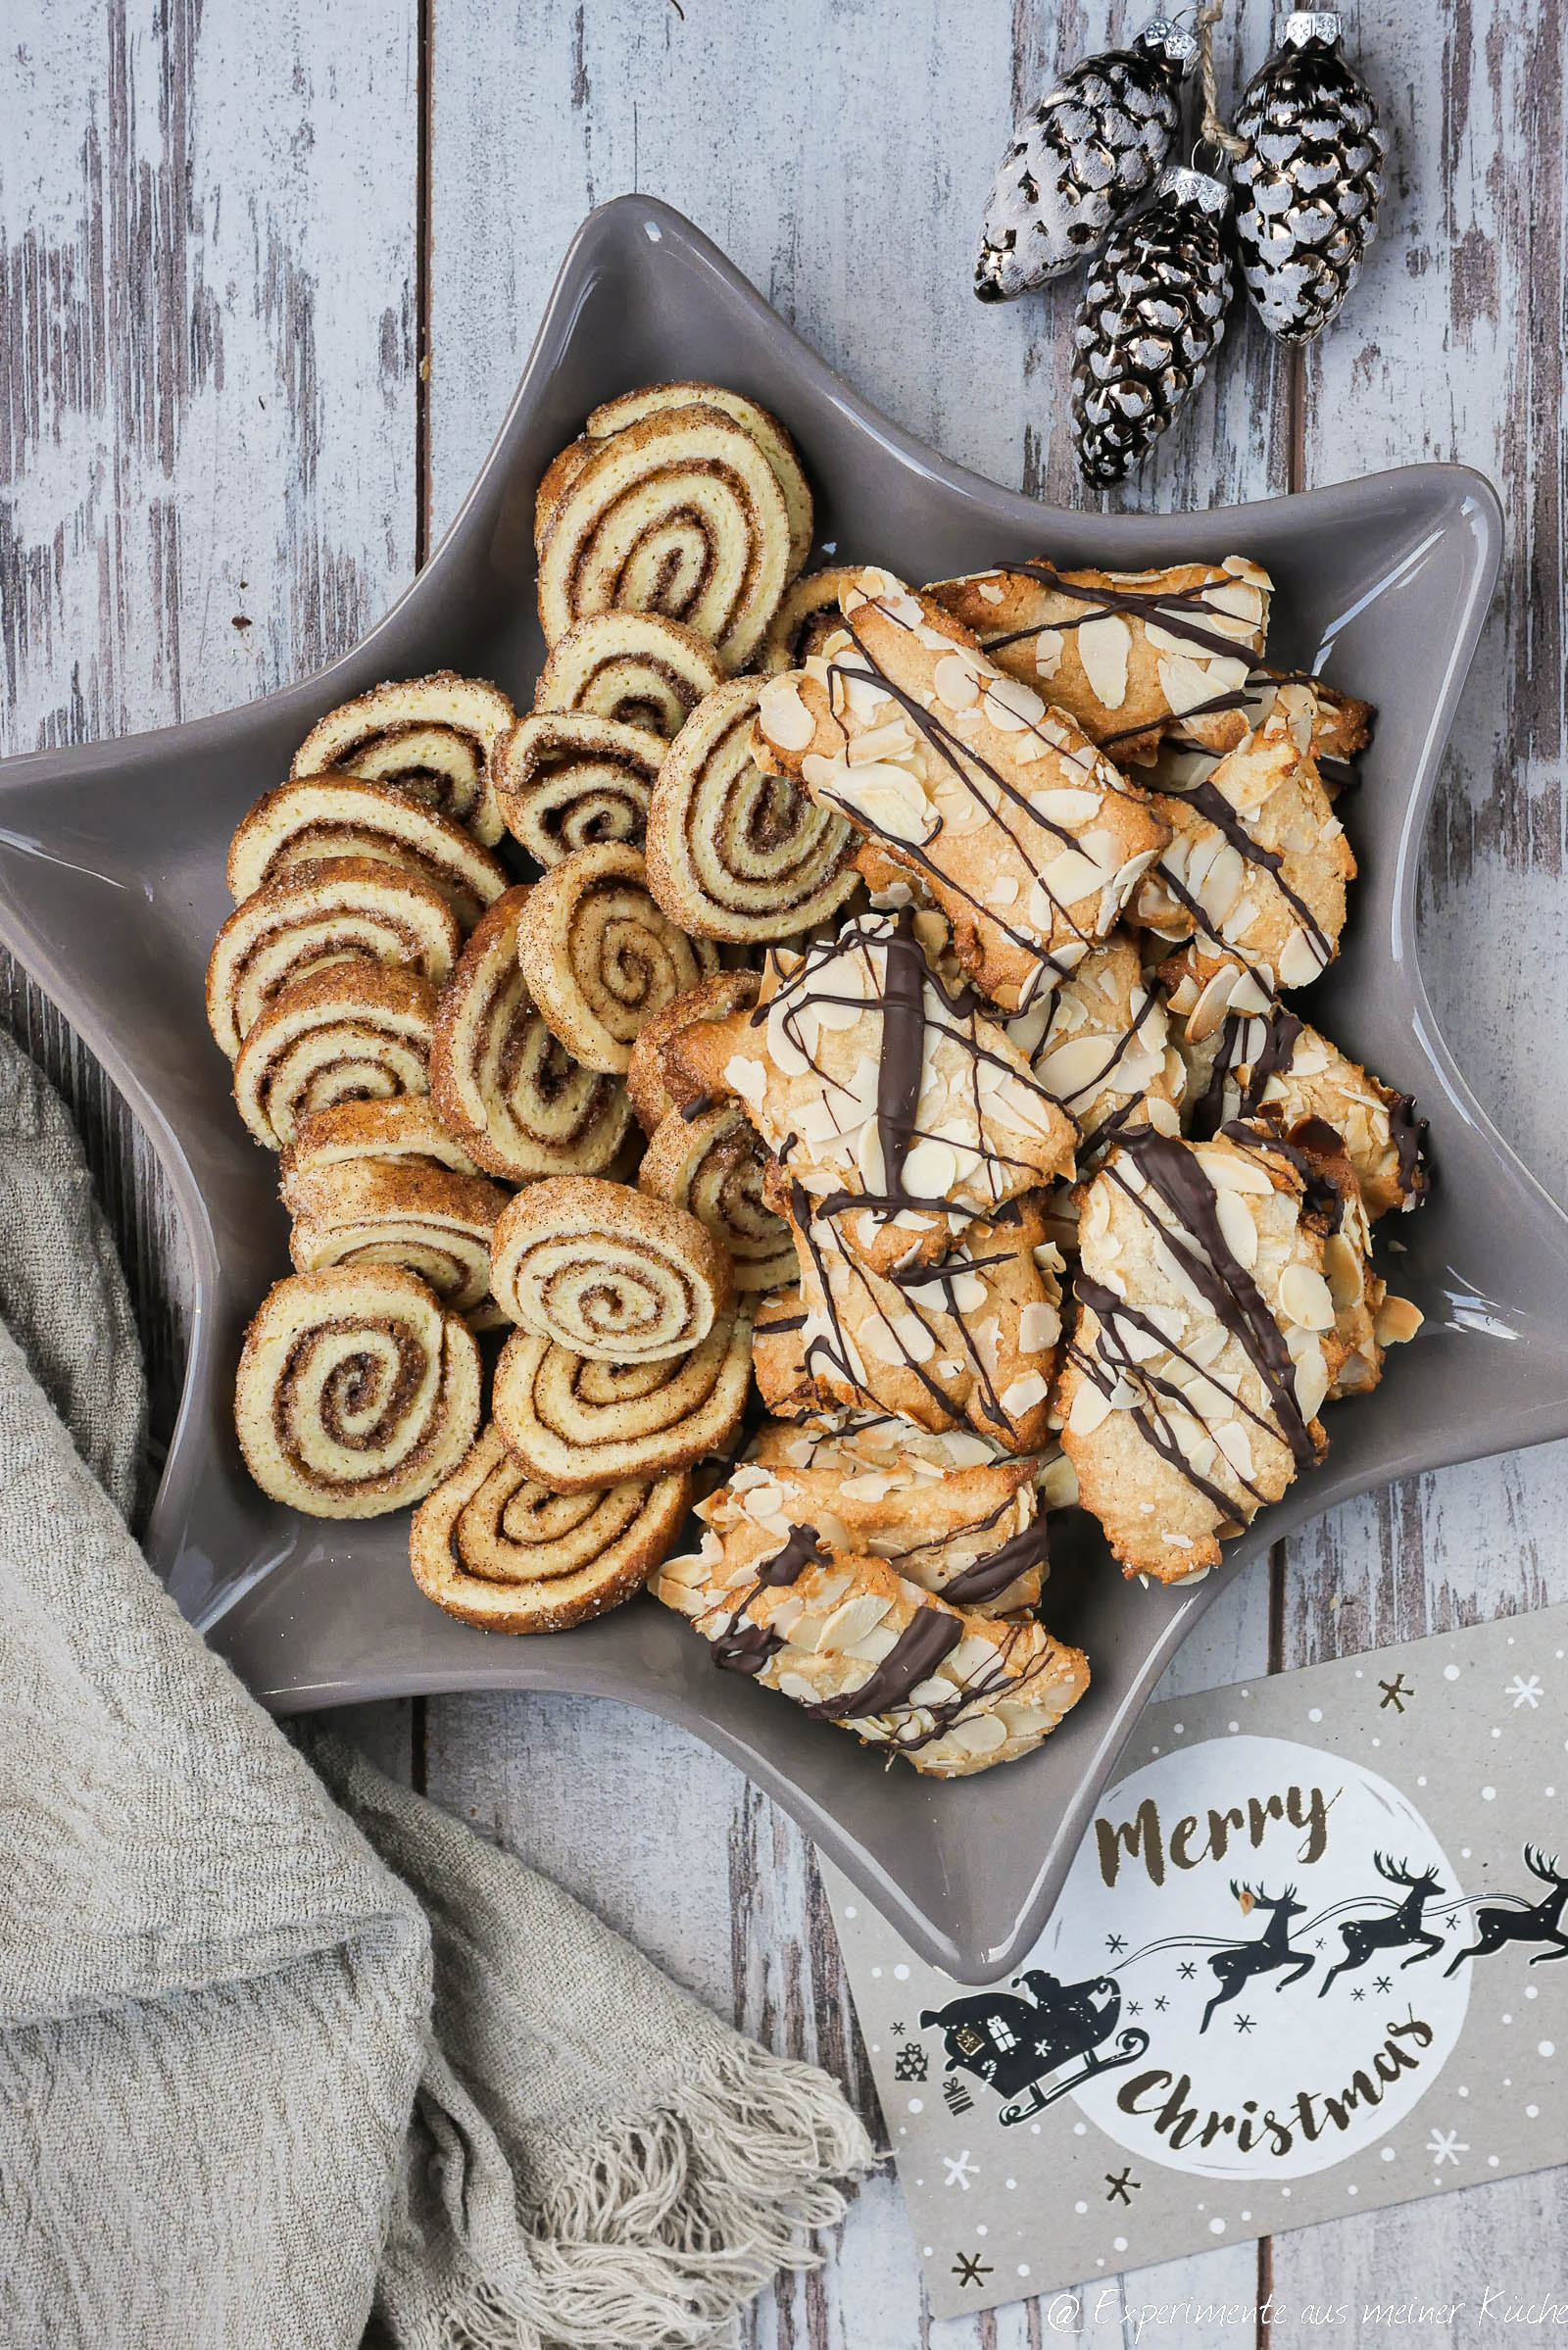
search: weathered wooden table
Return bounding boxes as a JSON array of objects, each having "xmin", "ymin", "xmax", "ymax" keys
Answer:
[{"xmin": 5, "ymin": 3, "xmax": 1564, "ymax": 2339}]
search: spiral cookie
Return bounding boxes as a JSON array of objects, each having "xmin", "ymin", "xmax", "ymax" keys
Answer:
[
  {"xmin": 626, "ymin": 968, "xmax": 760, "ymax": 1135},
  {"xmin": 759, "ymin": 567, "xmax": 863, "ymax": 675},
  {"xmin": 231, "ymin": 963, "xmax": 436, "ymax": 1150},
  {"xmin": 410, "ymin": 1425, "xmax": 691, "ymax": 1634},
  {"xmin": 287, "ymin": 1158, "xmax": 510, "ymax": 1320},
  {"xmin": 281, "ymin": 1098, "xmax": 481, "ymax": 1203},
  {"xmin": 532, "ymin": 612, "xmax": 726, "ymax": 739},
  {"xmin": 427, "ymin": 886, "xmax": 634, "ymax": 1182},
  {"xmin": 229, "ymin": 777, "xmax": 509, "ymax": 930},
  {"xmin": 292, "ymin": 672, "xmax": 515, "ymax": 845},
  {"xmin": 206, "ymin": 857, "xmax": 461, "ymax": 1060},
  {"xmin": 514, "ymin": 843, "xmax": 718, "ymax": 1076},
  {"xmin": 235, "ymin": 1265, "xmax": 482, "ymax": 1518},
  {"xmin": 535, "ymin": 406, "xmax": 792, "ymax": 673},
  {"xmin": 490, "ymin": 1175, "xmax": 732, "ymax": 1363},
  {"xmin": 492, "ymin": 1308, "xmax": 755, "ymax": 1490},
  {"xmin": 643, "ymin": 679, "xmax": 859, "ymax": 944},
  {"xmin": 495, "ymin": 712, "xmax": 663, "ymax": 864},
  {"xmin": 640, "ymin": 1104, "xmax": 797, "ymax": 1294},
  {"xmin": 582, "ymin": 382, "xmax": 813, "ymax": 581}
]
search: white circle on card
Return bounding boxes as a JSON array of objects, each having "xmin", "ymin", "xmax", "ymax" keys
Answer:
[{"xmin": 1013, "ymin": 1735, "xmax": 1473, "ymax": 2180}]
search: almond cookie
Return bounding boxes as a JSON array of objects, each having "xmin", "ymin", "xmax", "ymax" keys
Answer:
[
  {"xmin": 1183, "ymin": 1003, "xmax": 1427, "ymax": 1216},
  {"xmin": 652, "ymin": 1525, "xmax": 1088, "ymax": 1776},
  {"xmin": 644, "ymin": 677, "xmax": 859, "ymax": 944},
  {"xmin": 755, "ymin": 1188, "xmax": 1063, "ymax": 1451},
  {"xmin": 291, "ymin": 672, "xmax": 516, "ymax": 846},
  {"xmin": 532, "ymin": 610, "xmax": 727, "ymax": 738},
  {"xmin": 715, "ymin": 1422, "xmax": 1049, "ymax": 1615},
  {"xmin": 492, "ymin": 1308, "xmax": 755, "ymax": 1491},
  {"xmin": 232, "ymin": 963, "xmax": 437, "ymax": 1150},
  {"xmin": 626, "ymin": 968, "xmax": 760, "ymax": 1135},
  {"xmin": 494, "ymin": 711, "xmax": 664, "ymax": 863},
  {"xmin": 235, "ymin": 1264, "xmax": 481, "ymax": 1518},
  {"xmin": 280, "ymin": 1098, "xmax": 483, "ymax": 1199},
  {"xmin": 206, "ymin": 857, "xmax": 461, "ymax": 1060},
  {"xmin": 536, "ymin": 404, "xmax": 792, "ymax": 672},
  {"xmin": 1134, "ymin": 693, "xmax": 1356, "ymax": 1033},
  {"xmin": 514, "ymin": 842, "xmax": 719, "ymax": 1076},
  {"xmin": 639, "ymin": 1103, "xmax": 797, "ymax": 1294},
  {"xmin": 1149, "ymin": 672, "xmax": 1372, "ymax": 802},
  {"xmin": 925, "ymin": 559, "xmax": 1272, "ymax": 765},
  {"xmin": 752, "ymin": 568, "xmax": 1169, "ymax": 1010},
  {"xmin": 287, "ymin": 1156, "xmax": 510, "ymax": 1322},
  {"xmin": 489, "ymin": 1174, "xmax": 733, "ymax": 1363},
  {"xmin": 428, "ymin": 886, "xmax": 634, "ymax": 1182},
  {"xmin": 668, "ymin": 910, "xmax": 1075, "ymax": 1278},
  {"xmin": 1002, "ymin": 932, "xmax": 1183, "ymax": 1167},
  {"xmin": 228, "ymin": 776, "xmax": 509, "ymax": 930},
  {"xmin": 411, "ymin": 1423, "xmax": 690, "ymax": 1634},
  {"xmin": 1058, "ymin": 1124, "xmax": 1349, "ymax": 1583},
  {"xmin": 580, "ymin": 381, "xmax": 813, "ymax": 580},
  {"xmin": 759, "ymin": 566, "xmax": 865, "ymax": 674}
]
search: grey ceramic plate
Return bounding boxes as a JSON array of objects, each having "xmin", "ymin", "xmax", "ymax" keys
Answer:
[{"xmin": 0, "ymin": 197, "xmax": 1554, "ymax": 1983}]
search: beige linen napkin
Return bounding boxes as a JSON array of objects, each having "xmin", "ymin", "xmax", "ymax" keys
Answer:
[{"xmin": 0, "ymin": 1028, "xmax": 870, "ymax": 2350}]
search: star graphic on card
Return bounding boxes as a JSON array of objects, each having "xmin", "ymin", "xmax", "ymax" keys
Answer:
[{"xmin": 952, "ymin": 2251, "xmax": 993, "ymax": 2288}]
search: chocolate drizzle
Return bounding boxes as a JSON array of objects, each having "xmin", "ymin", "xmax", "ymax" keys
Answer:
[
  {"xmin": 980, "ymin": 561, "xmax": 1264, "ymax": 672},
  {"xmin": 1192, "ymin": 1006, "xmax": 1304, "ymax": 1140},
  {"xmin": 874, "ymin": 911, "xmax": 931, "ymax": 1199},
  {"xmin": 1180, "ymin": 779, "xmax": 1333, "ymax": 960},
  {"xmin": 710, "ymin": 1523, "xmax": 830, "ymax": 1676},
  {"xmin": 802, "ymin": 1605, "xmax": 963, "ymax": 1721},
  {"xmin": 940, "ymin": 1514, "xmax": 1053, "ymax": 1605}
]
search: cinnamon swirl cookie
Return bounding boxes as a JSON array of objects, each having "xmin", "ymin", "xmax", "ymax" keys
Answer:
[
  {"xmin": 626, "ymin": 967, "xmax": 760, "ymax": 1135},
  {"xmin": 489, "ymin": 1175, "xmax": 732, "ymax": 1363},
  {"xmin": 492, "ymin": 1308, "xmax": 755, "ymax": 1490},
  {"xmin": 532, "ymin": 612, "xmax": 726, "ymax": 738},
  {"xmin": 410, "ymin": 1424, "xmax": 690, "ymax": 1633},
  {"xmin": 514, "ymin": 843, "xmax": 718, "ymax": 1075},
  {"xmin": 535, "ymin": 405, "xmax": 792, "ymax": 672},
  {"xmin": 287, "ymin": 1157, "xmax": 509, "ymax": 1321},
  {"xmin": 926, "ymin": 559, "xmax": 1271, "ymax": 765},
  {"xmin": 292, "ymin": 672, "xmax": 515, "ymax": 845},
  {"xmin": 644, "ymin": 678, "xmax": 859, "ymax": 944},
  {"xmin": 206, "ymin": 857, "xmax": 461, "ymax": 1060},
  {"xmin": 494, "ymin": 712, "xmax": 663, "ymax": 863},
  {"xmin": 281, "ymin": 1098, "xmax": 482, "ymax": 1200},
  {"xmin": 235, "ymin": 1264, "xmax": 481, "ymax": 1517},
  {"xmin": 753, "ymin": 568, "xmax": 1169, "ymax": 1010},
  {"xmin": 228, "ymin": 777, "xmax": 509, "ymax": 930},
  {"xmin": 232, "ymin": 963, "xmax": 437, "ymax": 1150},
  {"xmin": 653, "ymin": 1526, "xmax": 1088, "ymax": 1776},
  {"xmin": 760, "ymin": 568, "xmax": 864, "ymax": 675},
  {"xmin": 428, "ymin": 885, "xmax": 634, "ymax": 1182},
  {"xmin": 639, "ymin": 1103, "xmax": 797, "ymax": 1293},
  {"xmin": 580, "ymin": 381, "xmax": 813, "ymax": 580}
]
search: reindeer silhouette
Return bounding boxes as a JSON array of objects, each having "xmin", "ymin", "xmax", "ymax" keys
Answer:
[
  {"xmin": 1200, "ymin": 1883, "xmax": 1313, "ymax": 2033},
  {"xmin": 1445, "ymin": 1846, "xmax": 1568, "ymax": 1975},
  {"xmin": 1318, "ymin": 1854, "xmax": 1446, "ymax": 1995}
]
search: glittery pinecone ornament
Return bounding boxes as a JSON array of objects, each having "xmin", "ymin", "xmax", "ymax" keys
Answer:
[
  {"xmin": 1229, "ymin": 12, "xmax": 1386, "ymax": 344},
  {"xmin": 1071, "ymin": 166, "xmax": 1233, "ymax": 487},
  {"xmin": 974, "ymin": 19, "xmax": 1198, "ymax": 304}
]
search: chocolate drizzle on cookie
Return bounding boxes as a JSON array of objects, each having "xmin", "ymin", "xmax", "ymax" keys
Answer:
[
  {"xmin": 1192, "ymin": 1006, "xmax": 1305, "ymax": 1140},
  {"xmin": 980, "ymin": 562, "xmax": 1263, "ymax": 672},
  {"xmin": 802, "ymin": 1606, "xmax": 963, "ymax": 1720},
  {"xmin": 940, "ymin": 1514, "xmax": 1053, "ymax": 1606},
  {"xmin": 709, "ymin": 1522, "xmax": 830, "ymax": 1674}
]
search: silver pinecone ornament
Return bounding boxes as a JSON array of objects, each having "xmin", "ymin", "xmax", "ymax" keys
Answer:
[
  {"xmin": 1230, "ymin": 12, "xmax": 1386, "ymax": 343},
  {"xmin": 1071, "ymin": 166, "xmax": 1232, "ymax": 486},
  {"xmin": 975, "ymin": 19, "xmax": 1198, "ymax": 304}
]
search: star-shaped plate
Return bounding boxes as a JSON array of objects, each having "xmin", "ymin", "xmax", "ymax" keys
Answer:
[{"xmin": 0, "ymin": 199, "xmax": 1557, "ymax": 1982}]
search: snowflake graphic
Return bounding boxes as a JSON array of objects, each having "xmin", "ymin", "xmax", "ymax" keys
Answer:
[
  {"xmin": 1426, "ymin": 2128, "xmax": 1468, "ymax": 2167},
  {"xmin": 1505, "ymin": 1674, "xmax": 1544, "ymax": 1709},
  {"xmin": 943, "ymin": 2149, "xmax": 979, "ymax": 2190},
  {"xmin": 1234, "ymin": 2014, "xmax": 1255, "ymax": 2034},
  {"xmin": 1374, "ymin": 1976, "xmax": 1393, "ymax": 1994}
]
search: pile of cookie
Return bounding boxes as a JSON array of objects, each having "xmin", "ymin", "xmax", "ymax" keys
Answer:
[{"xmin": 211, "ymin": 375, "xmax": 1424, "ymax": 1782}]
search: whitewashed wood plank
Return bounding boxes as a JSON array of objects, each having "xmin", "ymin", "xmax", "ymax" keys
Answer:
[
  {"xmin": 426, "ymin": 1, "xmax": 1291, "ymax": 2336},
  {"xmin": 1269, "ymin": 0, "xmax": 1565, "ymax": 2328}
]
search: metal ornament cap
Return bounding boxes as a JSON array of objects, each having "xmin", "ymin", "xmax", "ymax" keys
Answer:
[
  {"xmin": 1282, "ymin": 11, "xmax": 1345, "ymax": 43},
  {"xmin": 1142, "ymin": 18, "xmax": 1200, "ymax": 72},
  {"xmin": 1159, "ymin": 164, "xmax": 1232, "ymax": 216}
]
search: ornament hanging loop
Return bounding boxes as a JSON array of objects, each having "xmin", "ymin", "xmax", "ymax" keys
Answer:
[{"xmin": 1194, "ymin": 0, "xmax": 1248, "ymax": 158}]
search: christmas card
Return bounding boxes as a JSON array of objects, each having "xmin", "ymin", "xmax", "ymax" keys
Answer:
[{"xmin": 826, "ymin": 1603, "xmax": 1568, "ymax": 2321}]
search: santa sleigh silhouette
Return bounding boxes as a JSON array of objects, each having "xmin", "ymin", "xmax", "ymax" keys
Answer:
[{"xmin": 920, "ymin": 1970, "xmax": 1151, "ymax": 2128}]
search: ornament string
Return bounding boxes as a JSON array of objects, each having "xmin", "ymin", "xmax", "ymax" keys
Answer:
[{"xmin": 1194, "ymin": 0, "xmax": 1248, "ymax": 158}]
